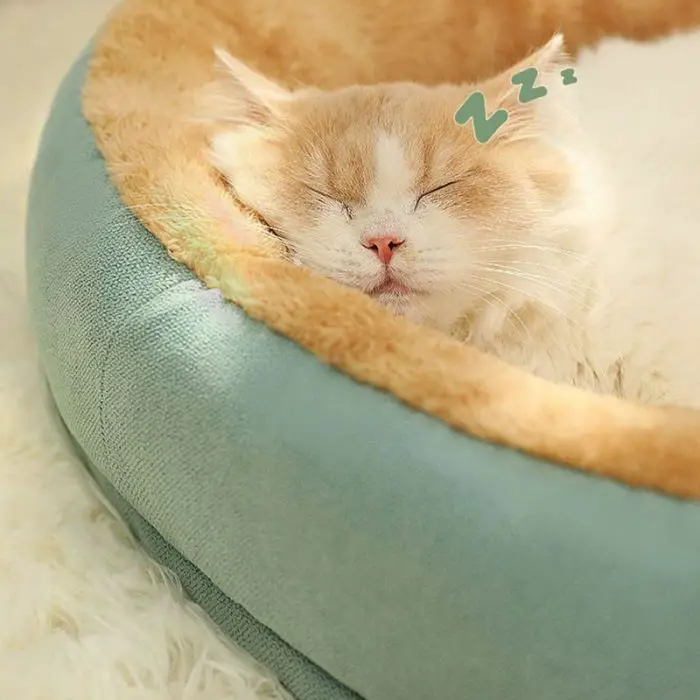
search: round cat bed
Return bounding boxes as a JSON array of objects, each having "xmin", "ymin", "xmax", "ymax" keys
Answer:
[{"xmin": 25, "ymin": 38, "xmax": 700, "ymax": 700}]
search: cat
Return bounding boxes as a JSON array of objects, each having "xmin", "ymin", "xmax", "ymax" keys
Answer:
[{"xmin": 205, "ymin": 28, "xmax": 700, "ymax": 410}]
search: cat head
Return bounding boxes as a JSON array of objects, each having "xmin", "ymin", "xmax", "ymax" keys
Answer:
[{"xmin": 204, "ymin": 36, "xmax": 608, "ymax": 334}]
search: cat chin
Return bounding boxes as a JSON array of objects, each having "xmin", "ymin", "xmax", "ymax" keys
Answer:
[
  {"xmin": 371, "ymin": 292, "xmax": 413, "ymax": 312},
  {"xmin": 371, "ymin": 292, "xmax": 465, "ymax": 334},
  {"xmin": 371, "ymin": 292, "xmax": 423, "ymax": 321}
]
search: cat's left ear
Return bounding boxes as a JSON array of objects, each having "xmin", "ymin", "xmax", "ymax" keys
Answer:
[
  {"xmin": 203, "ymin": 47, "xmax": 292, "ymax": 127},
  {"xmin": 480, "ymin": 34, "xmax": 576, "ymax": 142}
]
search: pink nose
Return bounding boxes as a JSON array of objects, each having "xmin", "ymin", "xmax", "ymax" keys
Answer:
[{"xmin": 362, "ymin": 235, "xmax": 405, "ymax": 264}]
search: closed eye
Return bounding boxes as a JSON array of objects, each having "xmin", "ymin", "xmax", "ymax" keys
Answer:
[
  {"xmin": 414, "ymin": 180, "xmax": 460, "ymax": 211},
  {"xmin": 304, "ymin": 184, "xmax": 336, "ymax": 201},
  {"xmin": 224, "ymin": 181, "xmax": 286, "ymax": 239},
  {"xmin": 303, "ymin": 184, "xmax": 353, "ymax": 220}
]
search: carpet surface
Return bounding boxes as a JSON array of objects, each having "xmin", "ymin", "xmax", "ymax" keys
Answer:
[{"xmin": 0, "ymin": 2, "xmax": 289, "ymax": 698}]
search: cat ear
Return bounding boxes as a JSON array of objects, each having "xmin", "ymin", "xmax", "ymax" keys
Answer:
[
  {"xmin": 206, "ymin": 47, "xmax": 291, "ymax": 127},
  {"xmin": 480, "ymin": 34, "xmax": 575, "ymax": 143}
]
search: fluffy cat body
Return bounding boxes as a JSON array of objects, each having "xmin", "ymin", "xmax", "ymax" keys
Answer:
[
  {"xmin": 572, "ymin": 32, "xmax": 700, "ymax": 406},
  {"xmin": 208, "ymin": 29, "xmax": 700, "ymax": 409}
]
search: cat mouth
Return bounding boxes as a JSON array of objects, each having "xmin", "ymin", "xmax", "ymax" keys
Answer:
[{"xmin": 367, "ymin": 279, "xmax": 421, "ymax": 296}]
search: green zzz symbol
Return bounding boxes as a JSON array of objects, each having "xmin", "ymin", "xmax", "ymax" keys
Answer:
[
  {"xmin": 510, "ymin": 67, "xmax": 548, "ymax": 103},
  {"xmin": 453, "ymin": 91, "xmax": 508, "ymax": 144},
  {"xmin": 560, "ymin": 68, "xmax": 578, "ymax": 85}
]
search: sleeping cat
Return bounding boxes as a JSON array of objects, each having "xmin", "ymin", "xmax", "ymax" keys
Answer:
[{"xmin": 206, "ymin": 29, "xmax": 700, "ymax": 410}]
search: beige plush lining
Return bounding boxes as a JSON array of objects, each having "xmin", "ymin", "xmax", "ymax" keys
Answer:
[{"xmin": 83, "ymin": 0, "xmax": 700, "ymax": 499}]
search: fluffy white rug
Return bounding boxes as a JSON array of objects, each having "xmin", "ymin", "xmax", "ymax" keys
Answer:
[{"xmin": 0, "ymin": 2, "xmax": 289, "ymax": 698}]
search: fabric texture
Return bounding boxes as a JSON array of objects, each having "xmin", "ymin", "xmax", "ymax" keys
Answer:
[{"xmin": 26, "ymin": 46, "xmax": 700, "ymax": 700}]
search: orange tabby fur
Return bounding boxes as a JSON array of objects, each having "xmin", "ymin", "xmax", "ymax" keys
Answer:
[
  {"xmin": 83, "ymin": 0, "xmax": 700, "ymax": 499},
  {"xmin": 206, "ymin": 39, "xmax": 590, "ymax": 338}
]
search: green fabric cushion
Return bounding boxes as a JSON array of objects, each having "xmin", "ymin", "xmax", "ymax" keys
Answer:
[{"xmin": 26, "ymin": 46, "xmax": 700, "ymax": 700}]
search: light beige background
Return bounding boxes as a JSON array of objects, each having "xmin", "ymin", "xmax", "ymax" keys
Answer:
[{"xmin": 0, "ymin": 0, "xmax": 120, "ymax": 279}]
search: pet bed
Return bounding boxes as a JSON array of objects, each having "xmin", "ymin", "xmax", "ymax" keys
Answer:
[{"xmin": 25, "ymin": 1, "xmax": 700, "ymax": 698}]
